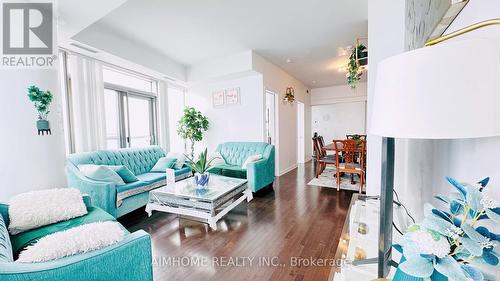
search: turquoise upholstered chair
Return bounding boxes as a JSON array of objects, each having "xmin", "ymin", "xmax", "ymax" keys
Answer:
[
  {"xmin": 209, "ymin": 142, "xmax": 275, "ymax": 192},
  {"xmin": 66, "ymin": 146, "xmax": 191, "ymax": 218},
  {"xmin": 0, "ymin": 196, "xmax": 152, "ymax": 281}
]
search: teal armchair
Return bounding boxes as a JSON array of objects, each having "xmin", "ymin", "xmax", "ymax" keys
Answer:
[
  {"xmin": 0, "ymin": 196, "xmax": 153, "ymax": 281},
  {"xmin": 209, "ymin": 142, "xmax": 275, "ymax": 192}
]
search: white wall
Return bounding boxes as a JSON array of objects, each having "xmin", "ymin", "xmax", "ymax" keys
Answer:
[
  {"xmin": 187, "ymin": 51, "xmax": 253, "ymax": 82},
  {"xmin": 0, "ymin": 69, "xmax": 67, "ymax": 202},
  {"xmin": 366, "ymin": 0, "xmax": 406, "ymax": 196},
  {"xmin": 310, "ymin": 82, "xmax": 367, "ymax": 145},
  {"xmin": 311, "ymin": 82, "xmax": 367, "ymax": 106},
  {"xmin": 312, "ymin": 102, "xmax": 366, "ymax": 143},
  {"xmin": 253, "ymin": 52, "xmax": 312, "ymax": 175},
  {"xmin": 186, "ymin": 72, "xmax": 265, "ymax": 153}
]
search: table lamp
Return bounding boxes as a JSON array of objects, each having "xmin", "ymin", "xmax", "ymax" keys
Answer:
[{"xmin": 369, "ymin": 19, "xmax": 500, "ymax": 278}]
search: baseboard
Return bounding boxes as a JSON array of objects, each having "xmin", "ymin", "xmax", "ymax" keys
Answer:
[{"xmin": 279, "ymin": 164, "xmax": 298, "ymax": 176}]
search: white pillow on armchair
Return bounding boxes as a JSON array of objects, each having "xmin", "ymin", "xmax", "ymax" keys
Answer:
[
  {"xmin": 16, "ymin": 221, "xmax": 125, "ymax": 263},
  {"xmin": 241, "ymin": 154, "xmax": 262, "ymax": 169},
  {"xmin": 8, "ymin": 188, "xmax": 88, "ymax": 235}
]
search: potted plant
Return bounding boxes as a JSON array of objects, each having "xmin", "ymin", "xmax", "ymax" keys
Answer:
[
  {"xmin": 27, "ymin": 85, "xmax": 53, "ymax": 132},
  {"xmin": 184, "ymin": 148, "xmax": 219, "ymax": 189},
  {"xmin": 177, "ymin": 107, "xmax": 209, "ymax": 158},
  {"xmin": 347, "ymin": 44, "xmax": 368, "ymax": 89},
  {"xmin": 394, "ymin": 176, "xmax": 499, "ymax": 281}
]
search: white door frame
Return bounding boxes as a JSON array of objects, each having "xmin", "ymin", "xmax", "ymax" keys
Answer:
[
  {"xmin": 265, "ymin": 89, "xmax": 279, "ymax": 176},
  {"xmin": 297, "ymin": 101, "xmax": 305, "ymax": 164}
]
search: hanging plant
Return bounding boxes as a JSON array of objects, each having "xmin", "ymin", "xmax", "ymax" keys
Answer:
[
  {"xmin": 27, "ymin": 85, "xmax": 53, "ymax": 135},
  {"xmin": 346, "ymin": 44, "xmax": 368, "ymax": 89}
]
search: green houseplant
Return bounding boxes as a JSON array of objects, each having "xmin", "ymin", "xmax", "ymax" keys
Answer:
[
  {"xmin": 177, "ymin": 107, "xmax": 209, "ymax": 158},
  {"xmin": 347, "ymin": 44, "xmax": 368, "ymax": 89},
  {"xmin": 184, "ymin": 148, "xmax": 219, "ymax": 189},
  {"xmin": 27, "ymin": 85, "xmax": 53, "ymax": 132}
]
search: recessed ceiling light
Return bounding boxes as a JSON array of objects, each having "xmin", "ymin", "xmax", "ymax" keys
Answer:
[
  {"xmin": 312, "ymin": 80, "xmax": 317, "ymax": 84},
  {"xmin": 286, "ymin": 58, "xmax": 293, "ymax": 63}
]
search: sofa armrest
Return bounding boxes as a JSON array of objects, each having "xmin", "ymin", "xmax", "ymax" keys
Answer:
[
  {"xmin": 0, "ymin": 230, "xmax": 152, "ymax": 281},
  {"xmin": 246, "ymin": 146, "xmax": 275, "ymax": 192},
  {"xmin": 66, "ymin": 165, "xmax": 117, "ymax": 217}
]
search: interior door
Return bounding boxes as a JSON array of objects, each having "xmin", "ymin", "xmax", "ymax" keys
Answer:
[
  {"xmin": 297, "ymin": 101, "xmax": 305, "ymax": 164},
  {"xmin": 265, "ymin": 91, "xmax": 276, "ymax": 145}
]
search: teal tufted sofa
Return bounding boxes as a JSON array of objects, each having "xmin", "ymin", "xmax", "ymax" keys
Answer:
[
  {"xmin": 0, "ymin": 195, "xmax": 153, "ymax": 281},
  {"xmin": 66, "ymin": 146, "xmax": 191, "ymax": 218},
  {"xmin": 208, "ymin": 142, "xmax": 275, "ymax": 192}
]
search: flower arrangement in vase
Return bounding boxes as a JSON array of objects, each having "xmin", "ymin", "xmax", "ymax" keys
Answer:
[
  {"xmin": 184, "ymin": 148, "xmax": 219, "ymax": 190},
  {"xmin": 395, "ymin": 176, "xmax": 499, "ymax": 281}
]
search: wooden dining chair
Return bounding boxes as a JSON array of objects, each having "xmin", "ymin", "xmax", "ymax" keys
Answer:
[
  {"xmin": 333, "ymin": 139, "xmax": 366, "ymax": 193},
  {"xmin": 313, "ymin": 137, "xmax": 336, "ymax": 178},
  {"xmin": 317, "ymin": 135, "xmax": 336, "ymax": 157},
  {"xmin": 318, "ymin": 135, "xmax": 326, "ymax": 147}
]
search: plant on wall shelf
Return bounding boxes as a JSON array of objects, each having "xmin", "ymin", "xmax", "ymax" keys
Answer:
[
  {"xmin": 27, "ymin": 85, "xmax": 53, "ymax": 135},
  {"xmin": 177, "ymin": 107, "xmax": 209, "ymax": 158},
  {"xmin": 347, "ymin": 44, "xmax": 368, "ymax": 89}
]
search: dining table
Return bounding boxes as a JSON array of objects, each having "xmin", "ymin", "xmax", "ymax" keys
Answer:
[
  {"xmin": 322, "ymin": 143, "xmax": 366, "ymax": 153},
  {"xmin": 322, "ymin": 141, "xmax": 366, "ymax": 184}
]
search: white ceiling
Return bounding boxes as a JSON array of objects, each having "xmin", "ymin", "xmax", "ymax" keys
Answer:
[{"xmin": 72, "ymin": 0, "xmax": 368, "ymax": 88}]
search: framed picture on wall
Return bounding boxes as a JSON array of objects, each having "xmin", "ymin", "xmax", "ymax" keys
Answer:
[
  {"xmin": 212, "ymin": 90, "xmax": 225, "ymax": 107},
  {"xmin": 225, "ymin": 88, "xmax": 240, "ymax": 105}
]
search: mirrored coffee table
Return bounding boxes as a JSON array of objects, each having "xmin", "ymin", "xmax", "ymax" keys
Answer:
[{"xmin": 145, "ymin": 174, "xmax": 252, "ymax": 230}]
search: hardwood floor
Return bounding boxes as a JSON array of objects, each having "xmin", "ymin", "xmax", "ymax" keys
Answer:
[{"xmin": 119, "ymin": 161, "xmax": 354, "ymax": 281}]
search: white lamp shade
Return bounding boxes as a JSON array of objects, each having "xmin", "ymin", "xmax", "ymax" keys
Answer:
[{"xmin": 370, "ymin": 38, "xmax": 500, "ymax": 139}]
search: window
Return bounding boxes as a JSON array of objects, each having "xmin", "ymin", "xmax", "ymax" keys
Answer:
[
  {"xmin": 167, "ymin": 85, "xmax": 186, "ymax": 152},
  {"xmin": 103, "ymin": 67, "xmax": 157, "ymax": 93},
  {"xmin": 103, "ymin": 67, "xmax": 158, "ymax": 148},
  {"xmin": 104, "ymin": 89, "xmax": 120, "ymax": 149}
]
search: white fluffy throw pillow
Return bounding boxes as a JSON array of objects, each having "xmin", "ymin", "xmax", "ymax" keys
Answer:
[
  {"xmin": 8, "ymin": 188, "xmax": 88, "ymax": 235},
  {"xmin": 16, "ymin": 221, "xmax": 125, "ymax": 263},
  {"xmin": 241, "ymin": 154, "xmax": 263, "ymax": 169}
]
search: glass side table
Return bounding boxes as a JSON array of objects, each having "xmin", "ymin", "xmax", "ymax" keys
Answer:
[{"xmin": 331, "ymin": 194, "xmax": 382, "ymax": 281}]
